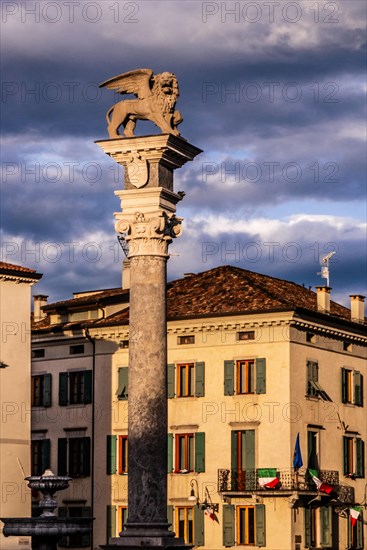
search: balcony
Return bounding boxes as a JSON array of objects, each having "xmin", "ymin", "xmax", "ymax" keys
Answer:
[{"xmin": 217, "ymin": 468, "xmax": 353, "ymax": 503}]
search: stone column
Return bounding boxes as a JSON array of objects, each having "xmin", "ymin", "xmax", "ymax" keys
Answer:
[{"xmin": 96, "ymin": 134, "xmax": 201, "ymax": 550}]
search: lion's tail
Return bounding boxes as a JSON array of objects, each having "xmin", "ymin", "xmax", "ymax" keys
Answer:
[{"xmin": 106, "ymin": 106, "xmax": 114, "ymax": 123}]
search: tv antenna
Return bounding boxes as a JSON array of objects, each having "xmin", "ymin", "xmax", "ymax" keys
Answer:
[{"xmin": 317, "ymin": 251, "xmax": 336, "ymax": 287}]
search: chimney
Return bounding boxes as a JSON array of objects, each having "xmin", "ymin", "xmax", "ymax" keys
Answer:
[
  {"xmin": 122, "ymin": 259, "xmax": 130, "ymax": 290},
  {"xmin": 315, "ymin": 286, "xmax": 331, "ymax": 314},
  {"xmin": 33, "ymin": 295, "xmax": 48, "ymax": 322},
  {"xmin": 350, "ymin": 295, "xmax": 365, "ymax": 323}
]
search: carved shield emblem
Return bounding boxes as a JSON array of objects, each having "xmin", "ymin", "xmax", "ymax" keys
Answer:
[{"xmin": 126, "ymin": 154, "xmax": 148, "ymax": 188}]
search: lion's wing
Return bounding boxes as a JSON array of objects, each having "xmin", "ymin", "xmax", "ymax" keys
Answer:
[{"xmin": 99, "ymin": 69, "xmax": 153, "ymax": 99}]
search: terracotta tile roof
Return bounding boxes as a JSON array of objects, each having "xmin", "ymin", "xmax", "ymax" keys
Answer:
[
  {"xmin": 0, "ymin": 261, "xmax": 42, "ymax": 279},
  {"xmin": 42, "ymin": 287, "xmax": 128, "ymax": 311}
]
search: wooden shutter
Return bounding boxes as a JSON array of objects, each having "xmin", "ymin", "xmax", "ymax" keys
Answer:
[
  {"xmin": 255, "ymin": 504, "xmax": 266, "ymax": 547},
  {"xmin": 341, "ymin": 368, "xmax": 348, "ymax": 403},
  {"xmin": 222, "ymin": 505, "xmax": 235, "ymax": 547},
  {"xmin": 356, "ymin": 510, "xmax": 364, "ymax": 549},
  {"xmin": 304, "ymin": 508, "xmax": 312, "ymax": 548},
  {"xmin": 107, "ymin": 435, "xmax": 117, "ymax": 475},
  {"xmin": 117, "ymin": 367, "xmax": 128, "ymax": 400},
  {"xmin": 58, "ymin": 438, "xmax": 68, "ymax": 476},
  {"xmin": 82, "ymin": 437, "xmax": 91, "ymax": 476},
  {"xmin": 43, "ymin": 373, "xmax": 52, "ymax": 407},
  {"xmin": 255, "ymin": 358, "xmax": 266, "ymax": 394},
  {"xmin": 356, "ymin": 438, "xmax": 365, "ymax": 478},
  {"xmin": 167, "ymin": 364, "xmax": 175, "ymax": 398},
  {"xmin": 42, "ymin": 439, "xmax": 51, "ymax": 473},
  {"xmin": 195, "ymin": 362, "xmax": 205, "ymax": 397},
  {"xmin": 106, "ymin": 505, "xmax": 116, "ymax": 541},
  {"xmin": 224, "ymin": 360, "xmax": 234, "ymax": 396},
  {"xmin": 167, "ymin": 433, "xmax": 173, "ymax": 473},
  {"xmin": 244, "ymin": 430, "xmax": 255, "ymax": 470},
  {"xmin": 83, "ymin": 370, "xmax": 92, "ymax": 404},
  {"xmin": 59, "ymin": 372, "xmax": 68, "ymax": 406},
  {"xmin": 167, "ymin": 505, "xmax": 174, "ymax": 532},
  {"xmin": 354, "ymin": 371, "xmax": 363, "ymax": 406},
  {"xmin": 195, "ymin": 432, "xmax": 205, "ymax": 473},
  {"xmin": 231, "ymin": 430, "xmax": 238, "ymax": 481},
  {"xmin": 81, "ymin": 507, "xmax": 91, "ymax": 547},
  {"xmin": 320, "ymin": 506, "xmax": 332, "ymax": 547},
  {"xmin": 194, "ymin": 505, "xmax": 204, "ymax": 546},
  {"xmin": 343, "ymin": 436, "xmax": 349, "ymax": 475}
]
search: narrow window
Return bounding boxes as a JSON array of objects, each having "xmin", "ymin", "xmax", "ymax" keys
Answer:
[
  {"xmin": 177, "ymin": 363, "xmax": 195, "ymax": 397},
  {"xmin": 175, "ymin": 434, "xmax": 194, "ymax": 472},
  {"xmin": 237, "ymin": 505, "xmax": 256, "ymax": 545},
  {"xmin": 177, "ymin": 335, "xmax": 195, "ymax": 345},
  {"xmin": 237, "ymin": 331, "xmax": 255, "ymax": 341},
  {"xmin": 118, "ymin": 436, "xmax": 128, "ymax": 474},
  {"xmin": 32, "ymin": 349, "xmax": 45, "ymax": 358},
  {"xmin": 175, "ymin": 507, "xmax": 194, "ymax": 544},
  {"xmin": 236, "ymin": 360, "xmax": 255, "ymax": 394},
  {"xmin": 69, "ymin": 344, "xmax": 84, "ymax": 355}
]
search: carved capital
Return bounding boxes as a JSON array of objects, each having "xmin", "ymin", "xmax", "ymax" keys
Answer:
[{"xmin": 115, "ymin": 211, "xmax": 182, "ymax": 258}]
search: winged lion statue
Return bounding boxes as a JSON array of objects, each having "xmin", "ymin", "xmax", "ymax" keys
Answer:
[{"xmin": 100, "ymin": 69, "xmax": 183, "ymax": 138}]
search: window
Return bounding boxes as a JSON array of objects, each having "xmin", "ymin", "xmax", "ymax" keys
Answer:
[
  {"xmin": 116, "ymin": 366, "xmax": 128, "ymax": 400},
  {"xmin": 222, "ymin": 505, "xmax": 266, "ymax": 547},
  {"xmin": 306, "ymin": 332, "xmax": 317, "ymax": 343},
  {"xmin": 167, "ymin": 362, "xmax": 205, "ymax": 398},
  {"xmin": 348, "ymin": 509, "xmax": 364, "ymax": 549},
  {"xmin": 177, "ymin": 335, "xmax": 195, "ymax": 345},
  {"xmin": 343, "ymin": 341, "xmax": 353, "ymax": 352},
  {"xmin": 69, "ymin": 344, "xmax": 84, "ymax": 355},
  {"xmin": 31, "ymin": 374, "xmax": 51, "ymax": 407},
  {"xmin": 106, "ymin": 435, "xmax": 128, "ymax": 475},
  {"xmin": 168, "ymin": 432, "xmax": 205, "ymax": 473},
  {"xmin": 106, "ymin": 505, "xmax": 128, "ymax": 540},
  {"xmin": 58, "ymin": 437, "xmax": 90, "ymax": 477},
  {"xmin": 307, "ymin": 430, "xmax": 320, "ymax": 470},
  {"xmin": 59, "ymin": 371, "xmax": 92, "ymax": 405},
  {"xmin": 119, "ymin": 340, "xmax": 129, "ymax": 349},
  {"xmin": 224, "ymin": 359, "xmax": 266, "ymax": 396},
  {"xmin": 306, "ymin": 361, "xmax": 331, "ymax": 400},
  {"xmin": 59, "ymin": 507, "xmax": 91, "ymax": 547},
  {"xmin": 176, "ymin": 506, "xmax": 193, "ymax": 543},
  {"xmin": 32, "ymin": 349, "xmax": 45, "ymax": 358},
  {"xmin": 231, "ymin": 430, "xmax": 256, "ymax": 490},
  {"xmin": 304, "ymin": 507, "xmax": 333, "ymax": 548},
  {"xmin": 343, "ymin": 436, "xmax": 365, "ymax": 478},
  {"xmin": 342, "ymin": 368, "xmax": 363, "ymax": 406},
  {"xmin": 237, "ymin": 331, "xmax": 255, "ymax": 341},
  {"xmin": 31, "ymin": 439, "xmax": 50, "ymax": 475}
]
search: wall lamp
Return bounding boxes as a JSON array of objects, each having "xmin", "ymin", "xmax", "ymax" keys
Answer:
[
  {"xmin": 0, "ymin": 362, "xmax": 10, "ymax": 369},
  {"xmin": 188, "ymin": 479, "xmax": 219, "ymax": 512}
]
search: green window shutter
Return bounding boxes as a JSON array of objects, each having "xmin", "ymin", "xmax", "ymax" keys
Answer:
[
  {"xmin": 244, "ymin": 430, "xmax": 255, "ymax": 470},
  {"xmin": 356, "ymin": 510, "xmax": 364, "ymax": 549},
  {"xmin": 222, "ymin": 505, "xmax": 235, "ymax": 547},
  {"xmin": 343, "ymin": 436, "xmax": 349, "ymax": 475},
  {"xmin": 195, "ymin": 362, "xmax": 205, "ymax": 397},
  {"xmin": 341, "ymin": 368, "xmax": 347, "ymax": 403},
  {"xmin": 167, "ymin": 433, "xmax": 173, "ymax": 473},
  {"xmin": 106, "ymin": 505, "xmax": 116, "ymax": 541},
  {"xmin": 194, "ymin": 505, "xmax": 204, "ymax": 546},
  {"xmin": 256, "ymin": 358, "xmax": 266, "ymax": 394},
  {"xmin": 231, "ymin": 430, "xmax": 238, "ymax": 474},
  {"xmin": 224, "ymin": 360, "xmax": 234, "ymax": 396},
  {"xmin": 167, "ymin": 364, "xmax": 175, "ymax": 398},
  {"xmin": 42, "ymin": 439, "xmax": 51, "ymax": 473},
  {"xmin": 83, "ymin": 370, "xmax": 92, "ymax": 404},
  {"xmin": 81, "ymin": 507, "xmax": 91, "ymax": 547},
  {"xmin": 58, "ymin": 438, "xmax": 68, "ymax": 476},
  {"xmin": 107, "ymin": 435, "xmax": 117, "ymax": 475},
  {"xmin": 320, "ymin": 506, "xmax": 332, "ymax": 547},
  {"xmin": 59, "ymin": 372, "xmax": 68, "ymax": 406},
  {"xmin": 354, "ymin": 371, "xmax": 363, "ymax": 406},
  {"xmin": 117, "ymin": 367, "xmax": 128, "ymax": 400},
  {"xmin": 304, "ymin": 508, "xmax": 312, "ymax": 548},
  {"xmin": 167, "ymin": 505, "xmax": 174, "ymax": 532},
  {"xmin": 195, "ymin": 432, "xmax": 205, "ymax": 473},
  {"xmin": 43, "ymin": 373, "xmax": 52, "ymax": 407},
  {"xmin": 356, "ymin": 438, "xmax": 365, "ymax": 478},
  {"xmin": 82, "ymin": 437, "xmax": 91, "ymax": 476},
  {"xmin": 255, "ymin": 504, "xmax": 266, "ymax": 547}
]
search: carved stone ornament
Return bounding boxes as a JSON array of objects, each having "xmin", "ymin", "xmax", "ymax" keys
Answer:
[
  {"xmin": 115, "ymin": 211, "xmax": 182, "ymax": 257},
  {"xmin": 126, "ymin": 153, "xmax": 149, "ymax": 188},
  {"xmin": 100, "ymin": 68, "xmax": 183, "ymax": 139}
]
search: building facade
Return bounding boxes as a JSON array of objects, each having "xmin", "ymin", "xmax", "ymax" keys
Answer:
[
  {"xmin": 31, "ymin": 266, "xmax": 366, "ymax": 550},
  {"xmin": 0, "ymin": 261, "xmax": 42, "ymax": 550}
]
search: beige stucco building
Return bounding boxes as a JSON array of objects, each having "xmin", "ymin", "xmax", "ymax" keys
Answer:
[
  {"xmin": 0, "ymin": 261, "xmax": 42, "ymax": 550},
  {"xmin": 31, "ymin": 265, "xmax": 366, "ymax": 550}
]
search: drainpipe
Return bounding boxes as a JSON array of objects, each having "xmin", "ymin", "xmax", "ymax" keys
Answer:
[{"xmin": 85, "ymin": 328, "xmax": 95, "ymax": 550}]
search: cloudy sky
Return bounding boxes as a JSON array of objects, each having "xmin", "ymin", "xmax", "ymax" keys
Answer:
[{"xmin": 1, "ymin": 0, "xmax": 366, "ymax": 305}]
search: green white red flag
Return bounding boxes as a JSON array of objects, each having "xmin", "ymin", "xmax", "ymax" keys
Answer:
[
  {"xmin": 308, "ymin": 469, "xmax": 334, "ymax": 494},
  {"xmin": 258, "ymin": 468, "xmax": 279, "ymax": 488},
  {"xmin": 350, "ymin": 507, "xmax": 362, "ymax": 527}
]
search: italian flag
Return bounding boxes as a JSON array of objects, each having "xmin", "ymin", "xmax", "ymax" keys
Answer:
[
  {"xmin": 308, "ymin": 469, "xmax": 334, "ymax": 494},
  {"xmin": 204, "ymin": 506, "xmax": 216, "ymax": 522},
  {"xmin": 350, "ymin": 507, "xmax": 362, "ymax": 527},
  {"xmin": 258, "ymin": 468, "xmax": 279, "ymax": 489}
]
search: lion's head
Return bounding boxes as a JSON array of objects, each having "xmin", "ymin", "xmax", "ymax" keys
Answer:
[{"xmin": 152, "ymin": 72, "xmax": 179, "ymax": 114}]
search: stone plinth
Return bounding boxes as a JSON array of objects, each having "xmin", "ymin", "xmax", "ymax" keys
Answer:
[{"xmin": 96, "ymin": 134, "xmax": 201, "ymax": 550}]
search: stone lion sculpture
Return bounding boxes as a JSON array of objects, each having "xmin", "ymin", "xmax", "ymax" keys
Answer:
[{"xmin": 100, "ymin": 69, "xmax": 183, "ymax": 138}]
